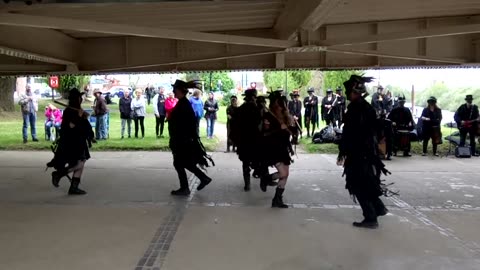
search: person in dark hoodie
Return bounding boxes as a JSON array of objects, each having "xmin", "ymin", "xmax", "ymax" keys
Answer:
[
  {"xmin": 189, "ymin": 89, "xmax": 204, "ymax": 137},
  {"xmin": 204, "ymin": 92, "xmax": 219, "ymax": 139},
  {"xmin": 153, "ymin": 86, "xmax": 167, "ymax": 138},
  {"xmin": 119, "ymin": 89, "xmax": 132, "ymax": 139},
  {"xmin": 169, "ymin": 80, "xmax": 214, "ymax": 196}
]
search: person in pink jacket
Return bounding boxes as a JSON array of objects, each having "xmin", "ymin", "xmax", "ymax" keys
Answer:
[
  {"xmin": 165, "ymin": 92, "xmax": 178, "ymax": 120},
  {"xmin": 45, "ymin": 104, "xmax": 62, "ymax": 140}
]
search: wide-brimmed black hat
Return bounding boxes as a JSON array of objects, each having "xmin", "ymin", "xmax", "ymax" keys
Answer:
[
  {"xmin": 427, "ymin": 96, "xmax": 437, "ymax": 103},
  {"xmin": 465, "ymin": 95, "xmax": 474, "ymax": 101},
  {"xmin": 343, "ymin": 75, "xmax": 373, "ymax": 95},
  {"xmin": 326, "ymin": 88, "xmax": 333, "ymax": 93},
  {"xmin": 336, "ymin": 86, "xmax": 342, "ymax": 92},
  {"xmin": 307, "ymin": 87, "xmax": 315, "ymax": 93},
  {"xmin": 398, "ymin": 95, "xmax": 406, "ymax": 102},
  {"xmin": 242, "ymin": 89, "xmax": 257, "ymax": 97},
  {"xmin": 68, "ymin": 88, "xmax": 85, "ymax": 100},
  {"xmin": 377, "ymin": 85, "xmax": 384, "ymax": 90},
  {"xmin": 171, "ymin": 79, "xmax": 188, "ymax": 89}
]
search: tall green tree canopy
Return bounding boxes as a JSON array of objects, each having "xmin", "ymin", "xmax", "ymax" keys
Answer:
[
  {"xmin": 183, "ymin": 72, "xmax": 234, "ymax": 93},
  {"xmin": 323, "ymin": 70, "xmax": 364, "ymax": 94},
  {"xmin": 263, "ymin": 70, "xmax": 312, "ymax": 93},
  {"xmin": 59, "ymin": 75, "xmax": 91, "ymax": 97}
]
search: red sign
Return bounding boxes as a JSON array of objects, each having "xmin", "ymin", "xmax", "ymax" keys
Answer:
[{"xmin": 49, "ymin": 76, "xmax": 59, "ymax": 89}]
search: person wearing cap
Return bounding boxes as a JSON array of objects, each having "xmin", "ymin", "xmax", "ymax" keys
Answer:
[
  {"xmin": 420, "ymin": 97, "xmax": 443, "ymax": 156},
  {"xmin": 48, "ymin": 88, "xmax": 94, "ymax": 195},
  {"xmin": 231, "ymin": 88, "xmax": 262, "ymax": 191},
  {"xmin": 337, "ymin": 75, "xmax": 390, "ymax": 229},
  {"xmin": 371, "ymin": 85, "xmax": 385, "ymax": 116},
  {"xmin": 261, "ymin": 90, "xmax": 294, "ymax": 208},
  {"xmin": 93, "ymin": 89, "xmax": 108, "ymax": 140},
  {"xmin": 321, "ymin": 88, "xmax": 337, "ymax": 127},
  {"xmin": 454, "ymin": 95, "xmax": 479, "ymax": 156},
  {"xmin": 288, "ymin": 90, "xmax": 302, "ymax": 144},
  {"xmin": 225, "ymin": 95, "xmax": 238, "ymax": 152},
  {"xmin": 388, "ymin": 95, "xmax": 416, "ymax": 157},
  {"xmin": 304, "ymin": 87, "xmax": 319, "ymax": 137},
  {"xmin": 168, "ymin": 80, "xmax": 213, "ymax": 196},
  {"xmin": 18, "ymin": 85, "xmax": 39, "ymax": 143},
  {"xmin": 334, "ymin": 86, "xmax": 346, "ymax": 127}
]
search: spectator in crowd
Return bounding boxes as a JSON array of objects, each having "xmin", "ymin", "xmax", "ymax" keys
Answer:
[
  {"xmin": 145, "ymin": 84, "xmax": 153, "ymax": 105},
  {"xmin": 204, "ymin": 92, "xmax": 219, "ymax": 139},
  {"xmin": 18, "ymin": 85, "xmax": 39, "ymax": 143},
  {"xmin": 165, "ymin": 92, "xmax": 178, "ymax": 120},
  {"xmin": 189, "ymin": 89, "xmax": 204, "ymax": 136},
  {"xmin": 93, "ymin": 89, "xmax": 108, "ymax": 140},
  {"xmin": 45, "ymin": 104, "xmax": 62, "ymax": 141},
  {"xmin": 153, "ymin": 86, "xmax": 167, "ymax": 138},
  {"xmin": 131, "ymin": 89, "xmax": 146, "ymax": 139},
  {"xmin": 119, "ymin": 89, "xmax": 132, "ymax": 139}
]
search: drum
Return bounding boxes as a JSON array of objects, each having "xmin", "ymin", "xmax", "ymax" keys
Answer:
[
  {"xmin": 396, "ymin": 130, "xmax": 410, "ymax": 152},
  {"xmin": 432, "ymin": 126, "xmax": 442, "ymax": 145}
]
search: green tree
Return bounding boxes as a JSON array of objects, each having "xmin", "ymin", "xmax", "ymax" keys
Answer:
[
  {"xmin": 200, "ymin": 72, "xmax": 234, "ymax": 93},
  {"xmin": 59, "ymin": 75, "xmax": 91, "ymax": 98},
  {"xmin": 0, "ymin": 77, "xmax": 15, "ymax": 112},
  {"xmin": 323, "ymin": 70, "xmax": 364, "ymax": 94},
  {"xmin": 263, "ymin": 70, "xmax": 312, "ymax": 93}
]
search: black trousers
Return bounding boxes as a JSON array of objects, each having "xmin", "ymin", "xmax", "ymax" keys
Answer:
[
  {"xmin": 173, "ymin": 155, "xmax": 209, "ymax": 189},
  {"xmin": 356, "ymin": 194, "xmax": 386, "ymax": 222},
  {"xmin": 459, "ymin": 128, "xmax": 477, "ymax": 154},
  {"xmin": 134, "ymin": 116, "xmax": 145, "ymax": 138},
  {"xmin": 155, "ymin": 115, "xmax": 166, "ymax": 136}
]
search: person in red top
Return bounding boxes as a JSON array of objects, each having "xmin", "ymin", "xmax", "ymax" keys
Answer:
[
  {"xmin": 45, "ymin": 104, "xmax": 62, "ymax": 140},
  {"xmin": 165, "ymin": 92, "xmax": 178, "ymax": 120}
]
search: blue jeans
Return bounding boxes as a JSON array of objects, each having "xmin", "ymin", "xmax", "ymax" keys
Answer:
[
  {"xmin": 22, "ymin": 113, "xmax": 37, "ymax": 140},
  {"xmin": 95, "ymin": 114, "xmax": 108, "ymax": 139},
  {"xmin": 45, "ymin": 121, "xmax": 61, "ymax": 139},
  {"xmin": 206, "ymin": 117, "xmax": 215, "ymax": 138}
]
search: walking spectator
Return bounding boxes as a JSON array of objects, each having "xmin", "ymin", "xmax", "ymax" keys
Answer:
[
  {"xmin": 153, "ymin": 86, "xmax": 167, "ymax": 138},
  {"xmin": 93, "ymin": 89, "xmax": 108, "ymax": 140},
  {"xmin": 45, "ymin": 104, "xmax": 62, "ymax": 141},
  {"xmin": 18, "ymin": 85, "xmax": 39, "ymax": 143},
  {"xmin": 165, "ymin": 92, "xmax": 178, "ymax": 120},
  {"xmin": 131, "ymin": 89, "xmax": 146, "ymax": 139},
  {"xmin": 145, "ymin": 84, "xmax": 153, "ymax": 105},
  {"xmin": 204, "ymin": 92, "xmax": 219, "ymax": 139},
  {"xmin": 119, "ymin": 89, "xmax": 133, "ymax": 139},
  {"xmin": 189, "ymin": 89, "xmax": 204, "ymax": 136}
]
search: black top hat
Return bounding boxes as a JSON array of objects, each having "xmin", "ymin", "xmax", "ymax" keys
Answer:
[
  {"xmin": 377, "ymin": 85, "xmax": 384, "ymax": 90},
  {"xmin": 398, "ymin": 95, "xmax": 406, "ymax": 102},
  {"xmin": 343, "ymin": 75, "xmax": 374, "ymax": 94},
  {"xmin": 326, "ymin": 88, "xmax": 333, "ymax": 93},
  {"xmin": 242, "ymin": 89, "xmax": 257, "ymax": 97},
  {"xmin": 465, "ymin": 95, "xmax": 474, "ymax": 100},
  {"xmin": 68, "ymin": 88, "xmax": 85, "ymax": 100},
  {"xmin": 307, "ymin": 87, "xmax": 315, "ymax": 93},
  {"xmin": 336, "ymin": 86, "xmax": 342, "ymax": 92},
  {"xmin": 427, "ymin": 96, "xmax": 437, "ymax": 103}
]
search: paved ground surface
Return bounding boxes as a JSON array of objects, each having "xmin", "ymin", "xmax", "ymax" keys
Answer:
[{"xmin": 1, "ymin": 151, "xmax": 480, "ymax": 270}]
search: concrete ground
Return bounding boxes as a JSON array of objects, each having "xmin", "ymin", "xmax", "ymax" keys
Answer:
[{"xmin": 1, "ymin": 151, "xmax": 480, "ymax": 270}]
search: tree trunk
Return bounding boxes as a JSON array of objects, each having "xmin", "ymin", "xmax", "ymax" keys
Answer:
[{"xmin": 0, "ymin": 77, "xmax": 15, "ymax": 112}]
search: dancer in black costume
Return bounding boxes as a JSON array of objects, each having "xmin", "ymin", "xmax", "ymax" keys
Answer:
[
  {"xmin": 48, "ymin": 88, "xmax": 95, "ymax": 195},
  {"xmin": 337, "ymin": 76, "xmax": 391, "ymax": 229},
  {"xmin": 169, "ymin": 80, "xmax": 214, "ymax": 196}
]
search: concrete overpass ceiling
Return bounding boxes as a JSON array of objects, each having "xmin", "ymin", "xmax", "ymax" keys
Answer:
[{"xmin": 0, "ymin": 0, "xmax": 479, "ymax": 75}]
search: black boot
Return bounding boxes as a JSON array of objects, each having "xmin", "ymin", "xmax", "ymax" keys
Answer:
[
  {"xmin": 260, "ymin": 175, "xmax": 268, "ymax": 192},
  {"xmin": 272, "ymin": 188, "xmax": 288, "ymax": 208},
  {"xmin": 353, "ymin": 220, "xmax": 378, "ymax": 229},
  {"xmin": 243, "ymin": 175, "xmax": 251, "ymax": 192},
  {"xmin": 68, "ymin": 177, "xmax": 87, "ymax": 195},
  {"xmin": 51, "ymin": 168, "xmax": 68, "ymax": 188},
  {"xmin": 171, "ymin": 188, "xmax": 191, "ymax": 196}
]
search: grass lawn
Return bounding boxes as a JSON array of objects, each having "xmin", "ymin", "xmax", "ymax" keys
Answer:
[{"xmin": 0, "ymin": 98, "xmax": 219, "ymax": 151}]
